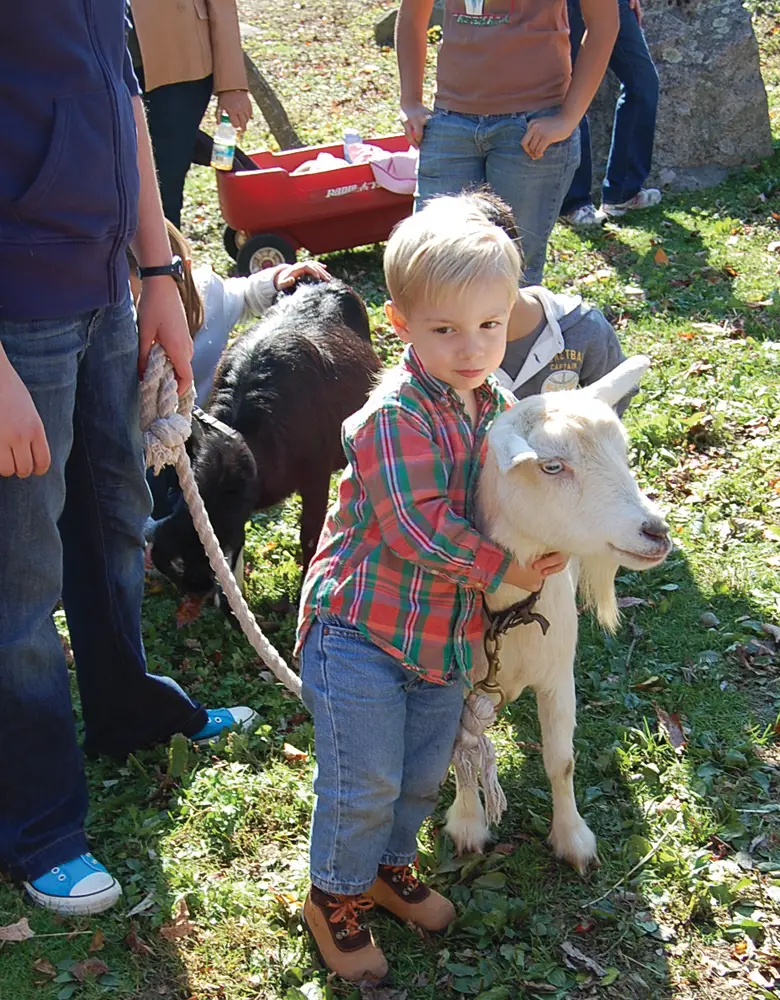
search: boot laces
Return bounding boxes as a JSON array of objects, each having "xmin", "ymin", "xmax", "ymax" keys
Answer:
[
  {"xmin": 385, "ymin": 863, "xmax": 422, "ymax": 895},
  {"xmin": 327, "ymin": 894, "xmax": 374, "ymax": 939}
]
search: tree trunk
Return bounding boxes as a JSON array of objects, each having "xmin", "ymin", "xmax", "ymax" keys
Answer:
[{"xmin": 242, "ymin": 51, "xmax": 304, "ymax": 150}]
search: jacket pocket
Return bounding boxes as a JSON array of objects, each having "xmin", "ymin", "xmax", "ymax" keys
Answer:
[
  {"xmin": 193, "ymin": 0, "xmax": 209, "ymax": 18},
  {"xmin": 12, "ymin": 92, "xmax": 125, "ymax": 244}
]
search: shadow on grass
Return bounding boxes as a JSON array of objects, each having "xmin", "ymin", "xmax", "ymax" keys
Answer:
[
  {"xmin": 558, "ymin": 153, "xmax": 780, "ymax": 342},
  {"xmin": 408, "ymin": 547, "xmax": 779, "ymax": 999}
]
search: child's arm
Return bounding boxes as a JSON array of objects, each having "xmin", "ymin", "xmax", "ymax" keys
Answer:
[
  {"xmin": 351, "ymin": 404, "xmax": 556, "ymax": 593},
  {"xmin": 236, "ymin": 261, "xmax": 331, "ymax": 320},
  {"xmin": 0, "ymin": 343, "xmax": 50, "ymax": 478},
  {"xmin": 522, "ymin": 0, "xmax": 619, "ymax": 160},
  {"xmin": 396, "ymin": 0, "xmax": 436, "ymax": 147}
]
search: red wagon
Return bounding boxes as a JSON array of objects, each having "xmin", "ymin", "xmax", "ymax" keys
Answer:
[{"xmin": 216, "ymin": 134, "xmax": 415, "ymax": 275}]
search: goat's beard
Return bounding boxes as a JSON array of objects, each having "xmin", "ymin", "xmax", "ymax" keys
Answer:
[{"xmin": 578, "ymin": 555, "xmax": 619, "ymax": 632}]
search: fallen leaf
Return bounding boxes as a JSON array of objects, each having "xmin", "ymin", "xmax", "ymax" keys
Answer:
[
  {"xmin": 654, "ymin": 247, "xmax": 670, "ymax": 266},
  {"xmin": 32, "ymin": 958, "xmax": 57, "ymax": 980},
  {"xmin": 282, "ymin": 742, "xmax": 308, "ymax": 763},
  {"xmin": 71, "ymin": 958, "xmax": 109, "ymax": 982},
  {"xmin": 654, "ymin": 703, "xmax": 687, "ymax": 753},
  {"xmin": 89, "ymin": 928, "xmax": 105, "ymax": 952},
  {"xmin": 126, "ymin": 925, "xmax": 154, "ymax": 956},
  {"xmin": 175, "ymin": 595, "xmax": 204, "ymax": 628},
  {"xmin": 768, "ymin": 241, "xmax": 780, "ymax": 253},
  {"xmin": 634, "ymin": 675, "xmax": 663, "ymax": 691},
  {"xmin": 492, "ymin": 842, "xmax": 517, "ymax": 855},
  {"xmin": 561, "ymin": 940, "xmax": 607, "ymax": 977},
  {"xmin": 574, "ymin": 919, "xmax": 596, "ymax": 934},
  {"xmin": 125, "ymin": 891, "xmax": 156, "ymax": 918},
  {"xmin": 677, "ymin": 330, "xmax": 696, "ymax": 340},
  {"xmin": 0, "ymin": 917, "xmax": 35, "ymax": 942},
  {"xmin": 617, "ymin": 596, "xmax": 648, "ymax": 608},
  {"xmin": 761, "ymin": 623, "xmax": 780, "ymax": 643},
  {"xmin": 159, "ymin": 899, "xmax": 195, "ymax": 942}
]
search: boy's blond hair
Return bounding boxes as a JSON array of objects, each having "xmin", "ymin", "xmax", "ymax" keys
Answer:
[{"xmin": 384, "ymin": 198, "xmax": 522, "ymax": 317}]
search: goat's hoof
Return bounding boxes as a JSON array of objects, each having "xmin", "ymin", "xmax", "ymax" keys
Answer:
[
  {"xmin": 444, "ymin": 809, "xmax": 490, "ymax": 855},
  {"xmin": 549, "ymin": 818, "xmax": 599, "ymax": 875}
]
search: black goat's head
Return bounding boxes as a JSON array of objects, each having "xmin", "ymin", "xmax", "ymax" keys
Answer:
[{"xmin": 150, "ymin": 422, "xmax": 257, "ymax": 598}]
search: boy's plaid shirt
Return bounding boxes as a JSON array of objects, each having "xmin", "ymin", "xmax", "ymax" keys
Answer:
[{"xmin": 296, "ymin": 346, "xmax": 514, "ymax": 685}]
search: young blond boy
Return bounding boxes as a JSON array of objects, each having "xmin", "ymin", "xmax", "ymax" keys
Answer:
[{"xmin": 295, "ymin": 203, "xmax": 567, "ymax": 983}]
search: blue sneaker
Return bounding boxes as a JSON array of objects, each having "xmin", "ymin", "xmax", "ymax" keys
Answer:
[
  {"xmin": 190, "ymin": 706, "xmax": 259, "ymax": 744},
  {"xmin": 24, "ymin": 853, "xmax": 121, "ymax": 916}
]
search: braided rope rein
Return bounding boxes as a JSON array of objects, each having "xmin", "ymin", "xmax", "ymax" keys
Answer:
[
  {"xmin": 139, "ymin": 344, "xmax": 505, "ymax": 826},
  {"xmin": 139, "ymin": 344, "xmax": 301, "ymax": 700}
]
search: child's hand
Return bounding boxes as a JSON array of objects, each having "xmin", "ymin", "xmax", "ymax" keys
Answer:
[
  {"xmin": 534, "ymin": 551, "xmax": 569, "ymax": 578},
  {"xmin": 271, "ymin": 260, "xmax": 331, "ymax": 290},
  {"xmin": 502, "ymin": 552, "xmax": 569, "ymax": 591},
  {"xmin": 0, "ymin": 358, "xmax": 50, "ymax": 478},
  {"xmin": 521, "ymin": 114, "xmax": 577, "ymax": 160},
  {"xmin": 400, "ymin": 101, "xmax": 433, "ymax": 147}
]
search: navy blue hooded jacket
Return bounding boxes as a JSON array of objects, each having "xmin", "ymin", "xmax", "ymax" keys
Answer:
[{"xmin": 0, "ymin": 2, "xmax": 140, "ymax": 321}]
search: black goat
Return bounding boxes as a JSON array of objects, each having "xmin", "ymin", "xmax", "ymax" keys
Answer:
[{"xmin": 150, "ymin": 278, "xmax": 381, "ymax": 600}]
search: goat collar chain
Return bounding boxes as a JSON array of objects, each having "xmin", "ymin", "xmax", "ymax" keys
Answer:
[
  {"xmin": 192, "ymin": 406, "xmax": 245, "ymax": 444},
  {"xmin": 485, "ymin": 586, "xmax": 550, "ymax": 642},
  {"xmin": 476, "ymin": 587, "xmax": 550, "ymax": 713}
]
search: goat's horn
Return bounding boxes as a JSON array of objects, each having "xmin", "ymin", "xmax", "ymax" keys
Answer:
[{"xmin": 586, "ymin": 355, "xmax": 651, "ymax": 408}]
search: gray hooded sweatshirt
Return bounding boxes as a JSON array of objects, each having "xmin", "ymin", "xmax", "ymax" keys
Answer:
[{"xmin": 495, "ymin": 286, "xmax": 632, "ymax": 414}]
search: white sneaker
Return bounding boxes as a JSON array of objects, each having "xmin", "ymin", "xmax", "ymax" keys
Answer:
[
  {"xmin": 562, "ymin": 203, "xmax": 604, "ymax": 227},
  {"xmin": 24, "ymin": 853, "xmax": 122, "ymax": 916},
  {"xmin": 601, "ymin": 188, "xmax": 662, "ymax": 218}
]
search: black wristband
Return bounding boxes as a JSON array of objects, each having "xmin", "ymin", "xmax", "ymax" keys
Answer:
[{"xmin": 138, "ymin": 255, "xmax": 184, "ymax": 283}]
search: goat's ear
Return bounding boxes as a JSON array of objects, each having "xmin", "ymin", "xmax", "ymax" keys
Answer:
[
  {"xmin": 491, "ymin": 421, "xmax": 538, "ymax": 473},
  {"xmin": 586, "ymin": 355, "xmax": 651, "ymax": 408}
]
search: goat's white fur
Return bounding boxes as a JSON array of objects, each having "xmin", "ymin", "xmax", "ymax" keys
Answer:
[{"xmin": 446, "ymin": 357, "xmax": 670, "ymax": 873}]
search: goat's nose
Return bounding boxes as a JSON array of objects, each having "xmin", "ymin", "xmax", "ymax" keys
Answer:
[{"xmin": 641, "ymin": 516, "xmax": 670, "ymax": 541}]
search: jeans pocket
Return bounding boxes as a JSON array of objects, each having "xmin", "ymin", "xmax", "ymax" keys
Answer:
[{"xmin": 319, "ymin": 616, "xmax": 365, "ymax": 641}]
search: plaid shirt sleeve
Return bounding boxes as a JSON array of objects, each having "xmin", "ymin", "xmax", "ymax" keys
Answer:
[{"xmin": 348, "ymin": 402, "xmax": 512, "ymax": 593}]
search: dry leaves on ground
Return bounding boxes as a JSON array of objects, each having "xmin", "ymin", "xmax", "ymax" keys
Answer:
[
  {"xmin": 282, "ymin": 742, "xmax": 309, "ymax": 763},
  {"xmin": 0, "ymin": 917, "xmax": 35, "ymax": 943},
  {"xmin": 71, "ymin": 958, "xmax": 109, "ymax": 982},
  {"xmin": 655, "ymin": 703, "xmax": 688, "ymax": 753},
  {"xmin": 159, "ymin": 899, "xmax": 196, "ymax": 941}
]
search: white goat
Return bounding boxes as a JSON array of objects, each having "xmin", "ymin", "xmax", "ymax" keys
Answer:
[{"xmin": 446, "ymin": 357, "xmax": 671, "ymax": 873}]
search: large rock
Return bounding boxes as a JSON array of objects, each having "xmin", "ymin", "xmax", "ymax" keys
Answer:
[
  {"xmin": 587, "ymin": 0, "xmax": 773, "ymax": 192},
  {"xmin": 374, "ymin": 0, "xmax": 445, "ymax": 48}
]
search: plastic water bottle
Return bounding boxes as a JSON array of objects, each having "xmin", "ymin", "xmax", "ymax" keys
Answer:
[
  {"xmin": 342, "ymin": 127, "xmax": 362, "ymax": 164},
  {"xmin": 211, "ymin": 112, "xmax": 236, "ymax": 171}
]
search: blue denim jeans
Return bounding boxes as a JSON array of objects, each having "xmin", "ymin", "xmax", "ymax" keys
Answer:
[
  {"xmin": 416, "ymin": 106, "xmax": 580, "ymax": 285},
  {"xmin": 0, "ymin": 296, "xmax": 207, "ymax": 881},
  {"xmin": 300, "ymin": 618, "xmax": 465, "ymax": 895},
  {"xmin": 562, "ymin": 0, "xmax": 659, "ymax": 213}
]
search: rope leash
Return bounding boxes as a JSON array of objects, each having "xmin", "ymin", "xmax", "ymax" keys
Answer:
[{"xmin": 139, "ymin": 344, "xmax": 301, "ymax": 700}]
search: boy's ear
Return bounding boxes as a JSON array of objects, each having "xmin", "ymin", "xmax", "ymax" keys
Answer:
[{"xmin": 385, "ymin": 300, "xmax": 411, "ymax": 343}]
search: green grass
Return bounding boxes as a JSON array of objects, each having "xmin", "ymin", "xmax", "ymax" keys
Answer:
[{"xmin": 2, "ymin": 4, "xmax": 780, "ymax": 999}]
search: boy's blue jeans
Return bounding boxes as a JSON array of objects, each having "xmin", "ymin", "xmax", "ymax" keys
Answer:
[
  {"xmin": 561, "ymin": 0, "xmax": 659, "ymax": 213},
  {"xmin": 301, "ymin": 618, "xmax": 465, "ymax": 896},
  {"xmin": 416, "ymin": 105, "xmax": 580, "ymax": 285},
  {"xmin": 0, "ymin": 296, "xmax": 207, "ymax": 881}
]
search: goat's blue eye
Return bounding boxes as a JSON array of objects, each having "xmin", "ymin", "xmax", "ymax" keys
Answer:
[{"xmin": 540, "ymin": 460, "xmax": 564, "ymax": 475}]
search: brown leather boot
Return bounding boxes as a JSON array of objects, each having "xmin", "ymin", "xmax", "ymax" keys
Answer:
[
  {"xmin": 368, "ymin": 863, "xmax": 456, "ymax": 932},
  {"xmin": 302, "ymin": 885, "xmax": 389, "ymax": 983}
]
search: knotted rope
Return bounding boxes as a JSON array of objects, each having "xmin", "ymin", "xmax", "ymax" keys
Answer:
[
  {"xmin": 450, "ymin": 693, "xmax": 507, "ymax": 828},
  {"xmin": 139, "ymin": 344, "xmax": 302, "ymax": 699},
  {"xmin": 140, "ymin": 344, "xmax": 508, "ymax": 831}
]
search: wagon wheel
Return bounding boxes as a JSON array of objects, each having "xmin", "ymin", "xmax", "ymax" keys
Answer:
[
  {"xmin": 236, "ymin": 233, "xmax": 297, "ymax": 276},
  {"xmin": 223, "ymin": 226, "xmax": 248, "ymax": 262}
]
